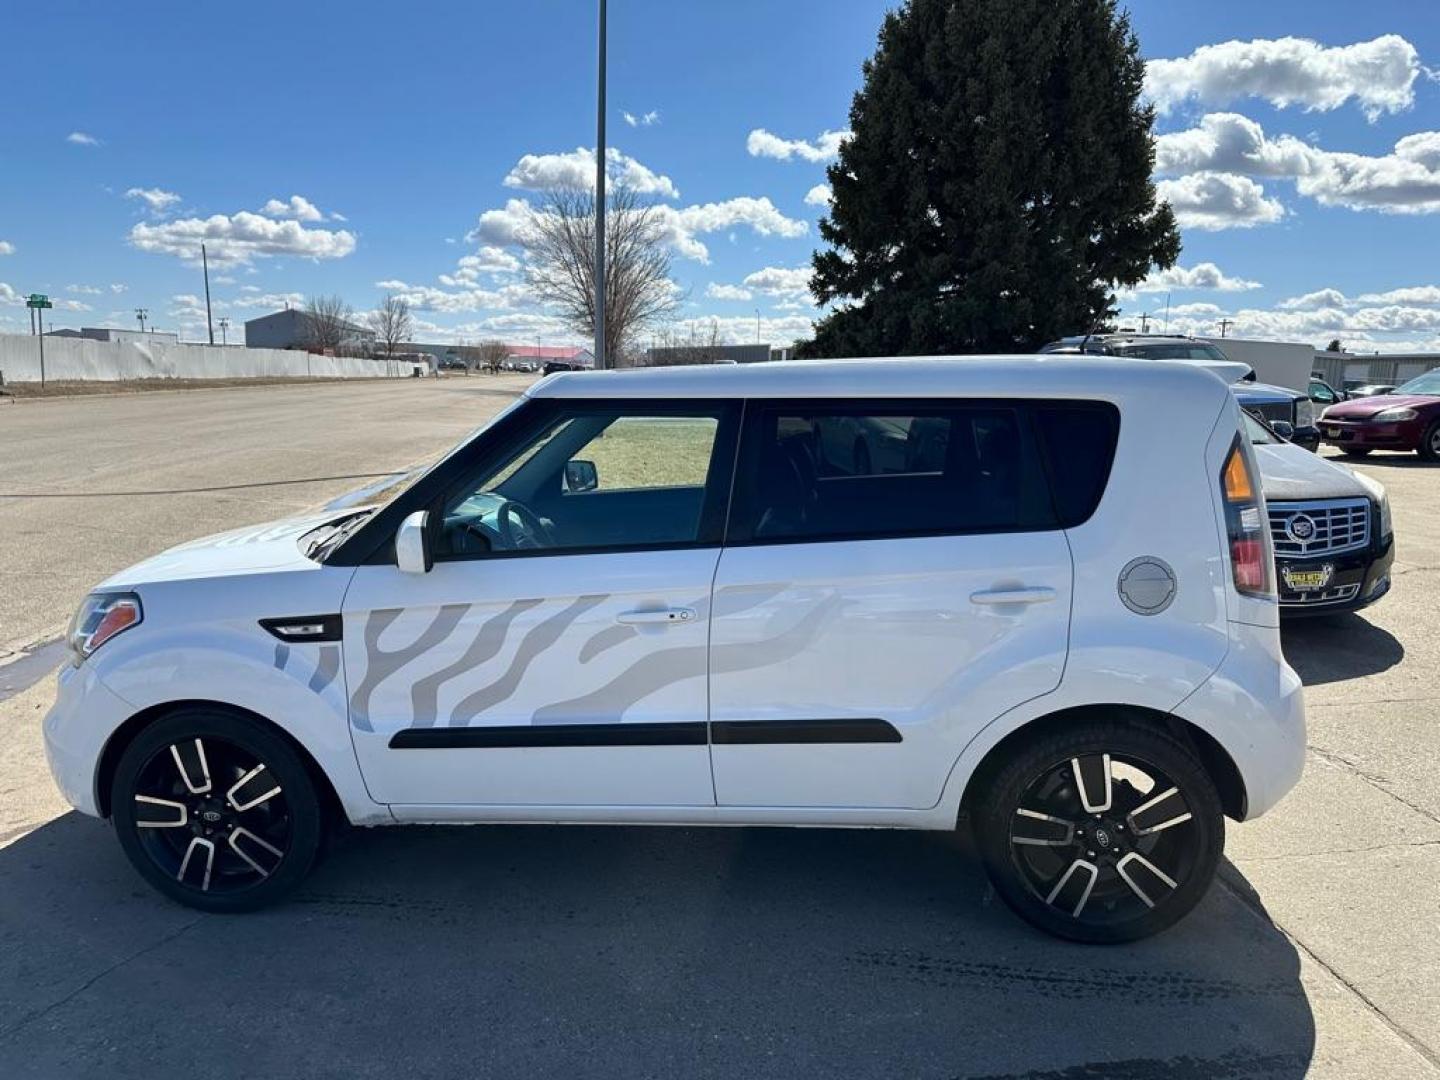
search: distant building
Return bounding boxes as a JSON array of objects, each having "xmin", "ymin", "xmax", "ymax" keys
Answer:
[
  {"xmin": 243, "ymin": 309, "xmax": 376, "ymax": 352},
  {"xmin": 43, "ymin": 327, "xmax": 181, "ymax": 345},
  {"xmin": 1313, "ymin": 350, "xmax": 1440, "ymax": 390},
  {"xmin": 643, "ymin": 342, "xmax": 778, "ymax": 366},
  {"xmin": 503, "ymin": 345, "xmax": 595, "ymax": 371}
]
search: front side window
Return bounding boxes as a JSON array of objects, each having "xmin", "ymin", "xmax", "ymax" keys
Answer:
[
  {"xmin": 730, "ymin": 401, "xmax": 1056, "ymax": 544},
  {"xmin": 436, "ymin": 404, "xmax": 731, "ymax": 557}
]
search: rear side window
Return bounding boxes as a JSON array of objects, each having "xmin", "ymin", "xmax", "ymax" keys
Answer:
[
  {"xmin": 1033, "ymin": 404, "xmax": 1120, "ymax": 527},
  {"xmin": 728, "ymin": 401, "xmax": 1057, "ymax": 544}
]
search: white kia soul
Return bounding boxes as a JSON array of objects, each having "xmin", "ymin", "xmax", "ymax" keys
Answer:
[{"xmin": 45, "ymin": 357, "xmax": 1304, "ymax": 942}]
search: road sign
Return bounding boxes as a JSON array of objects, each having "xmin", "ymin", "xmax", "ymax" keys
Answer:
[{"xmin": 25, "ymin": 294, "xmax": 52, "ymax": 309}]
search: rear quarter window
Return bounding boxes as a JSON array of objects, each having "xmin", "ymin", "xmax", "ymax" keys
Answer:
[{"xmin": 1033, "ymin": 403, "xmax": 1120, "ymax": 527}]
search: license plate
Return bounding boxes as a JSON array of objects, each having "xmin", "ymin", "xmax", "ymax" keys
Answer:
[
  {"xmin": 1283, "ymin": 565, "xmax": 1333, "ymax": 591},
  {"xmin": 1325, "ymin": 426, "xmax": 1342, "ymax": 437}
]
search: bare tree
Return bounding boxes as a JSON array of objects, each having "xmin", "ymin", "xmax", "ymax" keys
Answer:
[
  {"xmin": 303, "ymin": 294, "xmax": 356, "ymax": 354},
  {"xmin": 475, "ymin": 339, "xmax": 510, "ymax": 374},
  {"xmin": 369, "ymin": 294, "xmax": 413, "ymax": 356},
  {"xmin": 644, "ymin": 320, "xmax": 725, "ymax": 366},
  {"xmin": 525, "ymin": 185, "xmax": 679, "ymax": 366}
]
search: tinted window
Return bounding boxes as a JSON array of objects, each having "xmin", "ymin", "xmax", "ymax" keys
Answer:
[
  {"xmin": 1117, "ymin": 343, "xmax": 1229, "ymax": 363},
  {"xmin": 437, "ymin": 405, "xmax": 731, "ymax": 557},
  {"xmin": 731, "ymin": 402, "xmax": 1055, "ymax": 543},
  {"xmin": 1033, "ymin": 404, "xmax": 1120, "ymax": 527}
]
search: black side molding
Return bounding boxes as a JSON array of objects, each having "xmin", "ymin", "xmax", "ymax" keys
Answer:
[
  {"xmin": 710, "ymin": 718, "xmax": 901, "ymax": 744},
  {"xmin": 390, "ymin": 722, "xmax": 707, "ymax": 749},
  {"xmin": 260, "ymin": 614, "xmax": 343, "ymax": 643}
]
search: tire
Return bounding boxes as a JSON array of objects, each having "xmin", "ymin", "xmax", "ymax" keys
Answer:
[
  {"xmin": 1418, "ymin": 420, "xmax": 1440, "ymax": 462},
  {"xmin": 1340, "ymin": 448, "xmax": 1372, "ymax": 458},
  {"xmin": 973, "ymin": 719, "xmax": 1224, "ymax": 943},
  {"xmin": 111, "ymin": 708, "xmax": 324, "ymax": 913}
]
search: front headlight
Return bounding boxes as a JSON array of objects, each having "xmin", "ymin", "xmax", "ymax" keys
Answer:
[
  {"xmin": 67, "ymin": 592, "xmax": 143, "ymax": 662},
  {"xmin": 1294, "ymin": 399, "xmax": 1315, "ymax": 427},
  {"xmin": 1372, "ymin": 407, "xmax": 1418, "ymax": 422}
]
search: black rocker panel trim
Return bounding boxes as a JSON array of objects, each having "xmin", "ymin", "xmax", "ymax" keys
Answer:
[
  {"xmin": 709, "ymin": 718, "xmax": 902, "ymax": 744},
  {"xmin": 259, "ymin": 613, "xmax": 343, "ymax": 643},
  {"xmin": 389, "ymin": 722, "xmax": 707, "ymax": 749}
]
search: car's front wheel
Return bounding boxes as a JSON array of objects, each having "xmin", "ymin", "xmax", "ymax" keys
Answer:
[
  {"xmin": 1418, "ymin": 420, "xmax": 1440, "ymax": 462},
  {"xmin": 974, "ymin": 719, "xmax": 1223, "ymax": 943},
  {"xmin": 111, "ymin": 708, "xmax": 324, "ymax": 912}
]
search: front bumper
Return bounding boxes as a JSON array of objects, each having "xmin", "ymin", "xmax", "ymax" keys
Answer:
[
  {"xmin": 1277, "ymin": 535, "xmax": 1394, "ymax": 617},
  {"xmin": 42, "ymin": 660, "xmax": 135, "ymax": 818},
  {"xmin": 1319, "ymin": 418, "xmax": 1423, "ymax": 451}
]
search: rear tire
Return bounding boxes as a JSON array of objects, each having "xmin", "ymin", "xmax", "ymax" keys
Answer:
[
  {"xmin": 111, "ymin": 708, "xmax": 324, "ymax": 913},
  {"xmin": 973, "ymin": 719, "xmax": 1224, "ymax": 943},
  {"xmin": 1418, "ymin": 420, "xmax": 1440, "ymax": 462}
]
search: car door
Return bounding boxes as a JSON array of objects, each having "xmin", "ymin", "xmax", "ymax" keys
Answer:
[
  {"xmin": 708, "ymin": 398, "xmax": 1075, "ymax": 810},
  {"xmin": 343, "ymin": 399, "xmax": 739, "ymax": 810}
]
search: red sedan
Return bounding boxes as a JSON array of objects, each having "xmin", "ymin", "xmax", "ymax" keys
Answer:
[{"xmin": 1320, "ymin": 368, "xmax": 1440, "ymax": 461}]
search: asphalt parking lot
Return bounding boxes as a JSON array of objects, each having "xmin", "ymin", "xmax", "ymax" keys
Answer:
[{"xmin": 2, "ymin": 378, "xmax": 1439, "ymax": 1079}]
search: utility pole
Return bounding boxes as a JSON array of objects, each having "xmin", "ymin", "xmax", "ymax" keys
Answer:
[
  {"xmin": 218, "ymin": 317, "xmax": 230, "ymax": 345},
  {"xmin": 593, "ymin": 0, "xmax": 607, "ymax": 370},
  {"xmin": 755, "ymin": 309, "xmax": 761, "ymax": 344},
  {"xmin": 1138, "ymin": 313, "xmax": 1151, "ymax": 334},
  {"xmin": 135, "ymin": 308, "xmax": 149, "ymax": 333},
  {"xmin": 202, "ymin": 243, "xmax": 215, "ymax": 345},
  {"xmin": 1218, "ymin": 318, "xmax": 1233, "ymax": 338}
]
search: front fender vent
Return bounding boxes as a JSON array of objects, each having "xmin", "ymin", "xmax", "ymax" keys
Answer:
[{"xmin": 259, "ymin": 614, "xmax": 342, "ymax": 643}]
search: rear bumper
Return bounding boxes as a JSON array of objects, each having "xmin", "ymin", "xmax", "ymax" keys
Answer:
[
  {"xmin": 1278, "ymin": 536, "xmax": 1394, "ymax": 617},
  {"xmin": 1175, "ymin": 626, "xmax": 1306, "ymax": 821},
  {"xmin": 1320, "ymin": 418, "xmax": 1423, "ymax": 450}
]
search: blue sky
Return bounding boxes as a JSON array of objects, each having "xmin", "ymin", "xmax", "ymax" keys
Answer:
[{"xmin": 2, "ymin": 0, "xmax": 1438, "ymax": 352}]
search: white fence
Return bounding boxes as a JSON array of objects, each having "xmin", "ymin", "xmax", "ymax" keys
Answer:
[{"xmin": 0, "ymin": 334, "xmax": 410, "ymax": 383}]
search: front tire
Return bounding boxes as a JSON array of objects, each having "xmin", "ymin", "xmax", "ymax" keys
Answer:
[
  {"xmin": 1418, "ymin": 420, "xmax": 1440, "ymax": 462},
  {"xmin": 973, "ymin": 719, "xmax": 1224, "ymax": 943},
  {"xmin": 111, "ymin": 708, "xmax": 324, "ymax": 912}
]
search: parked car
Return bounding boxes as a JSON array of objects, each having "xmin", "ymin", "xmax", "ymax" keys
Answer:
[
  {"xmin": 1243, "ymin": 412, "xmax": 1393, "ymax": 614},
  {"xmin": 1308, "ymin": 377, "xmax": 1345, "ymax": 406},
  {"xmin": 438, "ymin": 356, "xmax": 468, "ymax": 372},
  {"xmin": 1343, "ymin": 382, "xmax": 1397, "ymax": 398},
  {"xmin": 543, "ymin": 360, "xmax": 582, "ymax": 375},
  {"xmin": 1319, "ymin": 368, "xmax": 1440, "ymax": 460},
  {"xmin": 1040, "ymin": 334, "xmax": 1320, "ymax": 450},
  {"xmin": 46, "ymin": 357, "xmax": 1304, "ymax": 943}
]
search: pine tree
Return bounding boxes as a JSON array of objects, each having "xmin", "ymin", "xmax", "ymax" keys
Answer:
[{"xmin": 802, "ymin": 0, "xmax": 1180, "ymax": 357}]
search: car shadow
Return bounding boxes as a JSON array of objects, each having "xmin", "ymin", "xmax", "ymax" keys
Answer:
[
  {"xmin": 1282, "ymin": 612, "xmax": 1405, "ymax": 685},
  {"xmin": 0, "ymin": 813, "xmax": 1315, "ymax": 1079}
]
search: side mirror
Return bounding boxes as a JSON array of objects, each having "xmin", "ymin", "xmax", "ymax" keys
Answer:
[
  {"xmin": 1271, "ymin": 420, "xmax": 1295, "ymax": 440},
  {"xmin": 395, "ymin": 510, "xmax": 432, "ymax": 574},
  {"xmin": 564, "ymin": 459, "xmax": 599, "ymax": 493}
]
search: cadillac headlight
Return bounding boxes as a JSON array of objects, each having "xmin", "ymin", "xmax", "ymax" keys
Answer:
[{"xmin": 67, "ymin": 592, "xmax": 143, "ymax": 662}]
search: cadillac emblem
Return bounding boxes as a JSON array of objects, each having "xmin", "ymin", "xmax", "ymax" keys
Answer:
[{"xmin": 1285, "ymin": 513, "xmax": 1317, "ymax": 543}]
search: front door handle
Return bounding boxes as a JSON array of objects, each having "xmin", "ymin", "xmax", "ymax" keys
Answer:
[
  {"xmin": 616, "ymin": 607, "xmax": 697, "ymax": 625},
  {"xmin": 970, "ymin": 587, "xmax": 1058, "ymax": 606}
]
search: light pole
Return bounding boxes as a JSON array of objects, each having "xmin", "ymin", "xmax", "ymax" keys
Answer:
[
  {"xmin": 593, "ymin": 0, "xmax": 607, "ymax": 370},
  {"xmin": 218, "ymin": 317, "xmax": 230, "ymax": 345},
  {"xmin": 202, "ymin": 243, "xmax": 215, "ymax": 345},
  {"xmin": 135, "ymin": 308, "xmax": 149, "ymax": 333}
]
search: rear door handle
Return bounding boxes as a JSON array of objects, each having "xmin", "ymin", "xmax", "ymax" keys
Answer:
[
  {"xmin": 970, "ymin": 587, "xmax": 1057, "ymax": 606},
  {"xmin": 616, "ymin": 607, "xmax": 697, "ymax": 625}
]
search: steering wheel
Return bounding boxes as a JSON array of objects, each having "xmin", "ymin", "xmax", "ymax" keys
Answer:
[{"xmin": 496, "ymin": 499, "xmax": 556, "ymax": 550}]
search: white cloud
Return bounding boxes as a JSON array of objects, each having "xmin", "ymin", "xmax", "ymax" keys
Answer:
[
  {"xmin": 741, "ymin": 265, "xmax": 813, "ymax": 303},
  {"xmin": 623, "ymin": 110, "xmax": 660, "ymax": 127},
  {"xmin": 125, "ymin": 187, "xmax": 182, "ymax": 213},
  {"xmin": 66, "ymin": 131, "xmax": 100, "ymax": 146},
  {"xmin": 705, "ymin": 283, "xmax": 753, "ymax": 302},
  {"xmin": 1132, "ymin": 262, "xmax": 1262, "ymax": 293},
  {"xmin": 438, "ymin": 246, "xmax": 523, "ymax": 287},
  {"xmin": 66, "ymin": 284, "xmax": 105, "ymax": 295},
  {"xmin": 374, "ymin": 279, "xmax": 535, "ymax": 314},
  {"xmin": 1357, "ymin": 285, "xmax": 1440, "ymax": 306},
  {"xmin": 667, "ymin": 313, "xmax": 816, "ymax": 345},
  {"xmin": 130, "ymin": 211, "xmax": 357, "ymax": 265},
  {"xmin": 1145, "ymin": 35, "xmax": 1422, "ymax": 121},
  {"xmin": 0, "ymin": 282, "xmax": 24, "ymax": 304},
  {"xmin": 1157, "ymin": 113, "xmax": 1440, "ymax": 215},
  {"xmin": 1155, "ymin": 172, "xmax": 1286, "ymax": 230},
  {"xmin": 469, "ymin": 198, "xmax": 535, "ymax": 247},
  {"xmin": 1277, "ymin": 288, "xmax": 1349, "ymax": 311},
  {"xmin": 0, "ymin": 241, "xmax": 14, "ymax": 256},
  {"xmin": 228, "ymin": 291, "xmax": 305, "ymax": 311},
  {"xmin": 658, "ymin": 198, "xmax": 808, "ymax": 262},
  {"xmin": 260, "ymin": 195, "xmax": 325, "ymax": 222},
  {"xmin": 746, "ymin": 128, "xmax": 849, "ymax": 163},
  {"xmin": 804, "ymin": 184, "xmax": 833, "ymax": 208},
  {"xmin": 504, "ymin": 147, "xmax": 679, "ymax": 199},
  {"xmin": 110, "ymin": 283, "xmax": 127, "ymax": 293}
]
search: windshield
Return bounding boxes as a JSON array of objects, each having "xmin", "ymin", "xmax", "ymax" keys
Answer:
[
  {"xmin": 1393, "ymin": 371, "xmax": 1440, "ymax": 396},
  {"xmin": 1242, "ymin": 410, "xmax": 1280, "ymax": 445},
  {"xmin": 1115, "ymin": 342, "xmax": 1231, "ymax": 363}
]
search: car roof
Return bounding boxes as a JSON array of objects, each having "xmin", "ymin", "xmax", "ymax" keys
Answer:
[{"xmin": 528, "ymin": 354, "xmax": 1236, "ymax": 402}]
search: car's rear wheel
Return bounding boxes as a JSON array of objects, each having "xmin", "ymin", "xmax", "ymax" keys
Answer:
[
  {"xmin": 111, "ymin": 708, "xmax": 323, "ymax": 912},
  {"xmin": 974, "ymin": 720, "xmax": 1223, "ymax": 943},
  {"xmin": 1419, "ymin": 420, "xmax": 1440, "ymax": 462}
]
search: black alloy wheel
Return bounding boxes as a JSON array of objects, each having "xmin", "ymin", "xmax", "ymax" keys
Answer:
[
  {"xmin": 1419, "ymin": 420, "xmax": 1440, "ymax": 462},
  {"xmin": 111, "ymin": 709, "xmax": 323, "ymax": 912},
  {"xmin": 975, "ymin": 720, "xmax": 1223, "ymax": 943}
]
